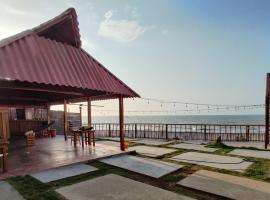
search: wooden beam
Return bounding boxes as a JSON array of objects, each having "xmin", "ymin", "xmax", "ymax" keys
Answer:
[
  {"xmin": 0, "ymin": 85, "xmax": 84, "ymax": 96},
  {"xmin": 119, "ymin": 95, "xmax": 125, "ymax": 151},
  {"xmin": 64, "ymin": 99, "xmax": 68, "ymax": 141},
  {"xmin": 87, "ymin": 97, "xmax": 92, "ymax": 127}
]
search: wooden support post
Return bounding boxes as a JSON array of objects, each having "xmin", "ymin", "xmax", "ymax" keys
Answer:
[
  {"xmin": 265, "ymin": 74, "xmax": 270, "ymax": 149},
  {"xmin": 64, "ymin": 99, "xmax": 67, "ymax": 141},
  {"xmin": 87, "ymin": 97, "xmax": 92, "ymax": 128},
  {"xmin": 135, "ymin": 124, "xmax": 137, "ymax": 138},
  {"xmin": 165, "ymin": 124, "xmax": 168, "ymax": 140},
  {"xmin": 119, "ymin": 95, "xmax": 125, "ymax": 151},
  {"xmin": 265, "ymin": 96, "xmax": 269, "ymax": 149},
  {"xmin": 47, "ymin": 105, "xmax": 50, "ymax": 124},
  {"xmin": 79, "ymin": 104, "xmax": 82, "ymax": 127},
  {"xmin": 109, "ymin": 123, "xmax": 111, "ymax": 137}
]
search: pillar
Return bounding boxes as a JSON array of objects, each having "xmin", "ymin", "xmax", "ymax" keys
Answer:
[
  {"xmin": 79, "ymin": 104, "xmax": 83, "ymax": 127},
  {"xmin": 64, "ymin": 99, "xmax": 67, "ymax": 141},
  {"xmin": 119, "ymin": 95, "xmax": 125, "ymax": 151},
  {"xmin": 87, "ymin": 97, "xmax": 92, "ymax": 127}
]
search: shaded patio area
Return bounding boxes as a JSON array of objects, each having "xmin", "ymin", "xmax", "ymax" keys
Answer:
[{"xmin": 0, "ymin": 136, "xmax": 131, "ymax": 179}]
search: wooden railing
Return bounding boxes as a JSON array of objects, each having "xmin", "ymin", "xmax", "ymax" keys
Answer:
[{"xmin": 92, "ymin": 123, "xmax": 265, "ymax": 142}]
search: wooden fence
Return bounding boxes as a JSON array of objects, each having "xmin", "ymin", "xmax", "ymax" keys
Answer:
[{"xmin": 92, "ymin": 123, "xmax": 265, "ymax": 142}]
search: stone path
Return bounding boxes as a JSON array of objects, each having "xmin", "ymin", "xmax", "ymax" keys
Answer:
[
  {"xmin": 132, "ymin": 139, "xmax": 175, "ymax": 146},
  {"xmin": 224, "ymin": 141, "xmax": 265, "ymax": 149},
  {"xmin": 57, "ymin": 174, "xmax": 194, "ymax": 200},
  {"xmin": 170, "ymin": 152, "xmax": 252, "ymax": 172},
  {"xmin": 0, "ymin": 181, "xmax": 25, "ymax": 200},
  {"xmin": 177, "ymin": 170, "xmax": 270, "ymax": 200},
  {"xmin": 129, "ymin": 145, "xmax": 176, "ymax": 157},
  {"xmin": 31, "ymin": 164, "xmax": 97, "ymax": 183},
  {"xmin": 169, "ymin": 143, "xmax": 218, "ymax": 152},
  {"xmin": 229, "ymin": 149, "xmax": 270, "ymax": 160},
  {"xmin": 101, "ymin": 155, "xmax": 183, "ymax": 178}
]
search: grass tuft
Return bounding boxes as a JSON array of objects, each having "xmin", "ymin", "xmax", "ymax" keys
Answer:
[{"xmin": 8, "ymin": 175, "xmax": 64, "ymax": 200}]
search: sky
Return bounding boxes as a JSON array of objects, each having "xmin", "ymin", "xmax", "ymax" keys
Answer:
[{"xmin": 0, "ymin": 0, "xmax": 269, "ymax": 116}]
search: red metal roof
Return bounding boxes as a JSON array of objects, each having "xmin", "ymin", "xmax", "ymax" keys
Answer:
[{"xmin": 0, "ymin": 8, "xmax": 139, "ymax": 99}]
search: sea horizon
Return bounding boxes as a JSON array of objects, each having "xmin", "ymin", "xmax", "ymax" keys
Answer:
[{"xmin": 83, "ymin": 114, "xmax": 265, "ymax": 125}]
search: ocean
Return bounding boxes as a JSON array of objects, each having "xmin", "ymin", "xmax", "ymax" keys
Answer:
[{"xmin": 84, "ymin": 115, "xmax": 265, "ymax": 125}]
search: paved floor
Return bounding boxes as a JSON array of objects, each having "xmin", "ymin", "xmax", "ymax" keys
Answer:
[
  {"xmin": 101, "ymin": 155, "xmax": 183, "ymax": 178},
  {"xmin": 229, "ymin": 149, "xmax": 270, "ymax": 160},
  {"xmin": 170, "ymin": 152, "xmax": 252, "ymax": 172},
  {"xmin": 129, "ymin": 145, "xmax": 176, "ymax": 157},
  {"xmin": 224, "ymin": 141, "xmax": 265, "ymax": 149},
  {"xmin": 56, "ymin": 174, "xmax": 194, "ymax": 200},
  {"xmin": 132, "ymin": 139, "xmax": 175, "ymax": 146},
  {"xmin": 0, "ymin": 181, "xmax": 25, "ymax": 200},
  {"xmin": 1, "ymin": 136, "xmax": 130, "ymax": 179},
  {"xmin": 177, "ymin": 170, "xmax": 270, "ymax": 200},
  {"xmin": 31, "ymin": 164, "xmax": 98, "ymax": 183},
  {"xmin": 168, "ymin": 143, "xmax": 218, "ymax": 152}
]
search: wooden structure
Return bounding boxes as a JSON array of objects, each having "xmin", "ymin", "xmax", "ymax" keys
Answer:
[
  {"xmin": 265, "ymin": 73, "xmax": 270, "ymax": 149},
  {"xmin": 0, "ymin": 7, "xmax": 139, "ymax": 163},
  {"xmin": 0, "ymin": 108, "xmax": 9, "ymax": 172}
]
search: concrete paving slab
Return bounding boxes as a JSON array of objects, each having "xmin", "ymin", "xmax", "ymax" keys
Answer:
[
  {"xmin": 101, "ymin": 155, "xmax": 183, "ymax": 178},
  {"xmin": 170, "ymin": 152, "xmax": 252, "ymax": 172},
  {"xmin": 177, "ymin": 170, "xmax": 270, "ymax": 200},
  {"xmin": 31, "ymin": 164, "xmax": 98, "ymax": 183},
  {"xmin": 96, "ymin": 140, "xmax": 120, "ymax": 147},
  {"xmin": 229, "ymin": 149, "xmax": 270, "ymax": 160},
  {"xmin": 224, "ymin": 141, "xmax": 265, "ymax": 149},
  {"xmin": 129, "ymin": 145, "xmax": 176, "ymax": 157},
  {"xmin": 98, "ymin": 137, "xmax": 136, "ymax": 142},
  {"xmin": 0, "ymin": 181, "xmax": 25, "ymax": 200},
  {"xmin": 57, "ymin": 174, "xmax": 194, "ymax": 200},
  {"xmin": 181, "ymin": 140, "xmax": 209, "ymax": 145},
  {"xmin": 132, "ymin": 139, "xmax": 175, "ymax": 146},
  {"xmin": 169, "ymin": 143, "xmax": 218, "ymax": 152}
]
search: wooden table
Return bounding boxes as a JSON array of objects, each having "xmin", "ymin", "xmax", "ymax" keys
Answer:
[{"xmin": 72, "ymin": 130, "xmax": 95, "ymax": 148}]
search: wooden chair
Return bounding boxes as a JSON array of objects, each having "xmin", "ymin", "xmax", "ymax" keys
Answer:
[{"xmin": 68, "ymin": 122, "xmax": 81, "ymax": 145}]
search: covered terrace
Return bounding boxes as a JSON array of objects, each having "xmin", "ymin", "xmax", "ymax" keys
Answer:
[{"xmin": 0, "ymin": 8, "xmax": 139, "ymax": 177}]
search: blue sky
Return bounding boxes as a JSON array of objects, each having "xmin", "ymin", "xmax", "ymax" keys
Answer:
[{"xmin": 0, "ymin": 0, "xmax": 269, "ymax": 115}]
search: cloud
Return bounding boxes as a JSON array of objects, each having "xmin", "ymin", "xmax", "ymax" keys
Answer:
[{"xmin": 97, "ymin": 10, "xmax": 146, "ymax": 43}]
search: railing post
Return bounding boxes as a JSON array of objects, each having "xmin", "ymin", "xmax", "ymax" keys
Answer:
[
  {"xmin": 109, "ymin": 123, "xmax": 111, "ymax": 137},
  {"xmin": 246, "ymin": 125, "xmax": 250, "ymax": 142},
  {"xmin": 135, "ymin": 124, "xmax": 137, "ymax": 138},
  {"xmin": 165, "ymin": 124, "xmax": 168, "ymax": 140},
  {"xmin": 204, "ymin": 124, "xmax": 207, "ymax": 141}
]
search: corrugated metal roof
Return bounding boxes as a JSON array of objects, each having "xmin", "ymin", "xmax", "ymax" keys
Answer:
[{"xmin": 0, "ymin": 8, "xmax": 139, "ymax": 99}]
